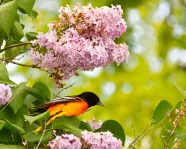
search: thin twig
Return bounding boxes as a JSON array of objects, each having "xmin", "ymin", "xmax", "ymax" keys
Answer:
[
  {"xmin": 7, "ymin": 60, "xmax": 39, "ymax": 68},
  {"xmin": 0, "ymin": 42, "xmax": 31, "ymax": 53},
  {"xmin": 0, "ymin": 58, "xmax": 46, "ymax": 72},
  {"xmin": 132, "ymin": 125, "xmax": 154, "ymax": 148},
  {"xmin": 127, "ymin": 122, "xmax": 153, "ymax": 149},
  {"xmin": 0, "ymin": 83, "xmax": 25, "ymax": 112},
  {"xmin": 36, "ymin": 122, "xmax": 47, "ymax": 149},
  {"xmin": 54, "ymin": 82, "xmax": 76, "ymax": 98},
  {"xmin": 131, "ymin": 124, "xmax": 136, "ymax": 137}
]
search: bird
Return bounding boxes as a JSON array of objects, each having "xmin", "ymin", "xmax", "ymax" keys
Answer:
[{"xmin": 34, "ymin": 91, "xmax": 103, "ymax": 133}]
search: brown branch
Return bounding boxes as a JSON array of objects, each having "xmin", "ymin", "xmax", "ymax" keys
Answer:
[
  {"xmin": 127, "ymin": 122, "xmax": 154, "ymax": 149},
  {"xmin": 0, "ymin": 58, "xmax": 46, "ymax": 72},
  {"xmin": 7, "ymin": 60, "xmax": 39, "ymax": 68},
  {"xmin": 0, "ymin": 42, "xmax": 32, "ymax": 53}
]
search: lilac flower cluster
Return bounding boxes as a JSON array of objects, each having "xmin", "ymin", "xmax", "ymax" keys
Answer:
[
  {"xmin": 81, "ymin": 130, "xmax": 122, "ymax": 149},
  {"xmin": 87, "ymin": 117, "xmax": 103, "ymax": 130},
  {"xmin": 0, "ymin": 84, "xmax": 12, "ymax": 106},
  {"xmin": 30, "ymin": 3, "xmax": 129, "ymax": 87},
  {"xmin": 48, "ymin": 134, "xmax": 82, "ymax": 149},
  {"xmin": 48, "ymin": 131, "xmax": 122, "ymax": 149}
]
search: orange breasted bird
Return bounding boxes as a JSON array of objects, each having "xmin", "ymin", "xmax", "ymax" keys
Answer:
[{"xmin": 34, "ymin": 92, "xmax": 103, "ymax": 132}]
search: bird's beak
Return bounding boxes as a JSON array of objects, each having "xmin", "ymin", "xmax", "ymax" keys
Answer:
[{"xmin": 97, "ymin": 101, "xmax": 104, "ymax": 107}]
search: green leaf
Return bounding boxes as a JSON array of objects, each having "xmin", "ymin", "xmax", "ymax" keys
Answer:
[
  {"xmin": 175, "ymin": 101, "xmax": 183, "ymax": 109},
  {"xmin": 52, "ymin": 116, "xmax": 82, "ymax": 136},
  {"xmin": 2, "ymin": 119, "xmax": 25, "ymax": 133},
  {"xmin": 152, "ymin": 100, "xmax": 173, "ymax": 125},
  {"xmin": 0, "ymin": 106, "xmax": 23, "ymax": 127},
  {"xmin": 79, "ymin": 121, "xmax": 93, "ymax": 131},
  {"xmin": 0, "ymin": 128, "xmax": 22, "ymax": 144},
  {"xmin": 24, "ymin": 94, "xmax": 38, "ymax": 108},
  {"xmin": 0, "ymin": 144, "xmax": 24, "ymax": 149},
  {"xmin": 53, "ymin": 116, "xmax": 80, "ymax": 130},
  {"xmin": 0, "ymin": 62, "xmax": 15, "ymax": 85},
  {"xmin": 26, "ymin": 86, "xmax": 46, "ymax": 105},
  {"xmin": 10, "ymin": 21, "xmax": 24, "ymax": 41},
  {"xmin": 32, "ymin": 82, "xmax": 51, "ymax": 102},
  {"xmin": 26, "ymin": 32, "xmax": 37, "ymax": 41},
  {"xmin": 0, "ymin": 28, "xmax": 6, "ymax": 48},
  {"xmin": 5, "ymin": 43, "xmax": 30, "ymax": 60},
  {"xmin": 26, "ymin": 87, "xmax": 44, "ymax": 99},
  {"xmin": 22, "ymin": 130, "xmax": 52, "ymax": 143},
  {"xmin": 17, "ymin": 0, "xmax": 36, "ymax": 15},
  {"xmin": 30, "ymin": 9, "xmax": 38, "ymax": 20},
  {"xmin": 0, "ymin": 1, "xmax": 17, "ymax": 35},
  {"xmin": 10, "ymin": 83, "xmax": 27, "ymax": 113},
  {"xmin": 24, "ymin": 111, "xmax": 49, "ymax": 125},
  {"xmin": 98, "ymin": 120, "xmax": 125, "ymax": 146},
  {"xmin": 0, "ymin": 120, "xmax": 6, "ymax": 130}
]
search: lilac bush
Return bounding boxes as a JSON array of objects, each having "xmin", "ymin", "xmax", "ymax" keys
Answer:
[
  {"xmin": 0, "ymin": 84, "xmax": 12, "ymax": 106},
  {"xmin": 81, "ymin": 130, "xmax": 122, "ymax": 149},
  {"xmin": 30, "ymin": 4, "xmax": 129, "ymax": 87},
  {"xmin": 48, "ymin": 134, "xmax": 82, "ymax": 149}
]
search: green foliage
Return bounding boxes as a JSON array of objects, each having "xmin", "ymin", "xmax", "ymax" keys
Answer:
[
  {"xmin": 26, "ymin": 32, "xmax": 37, "ymax": 41},
  {"xmin": 0, "ymin": 144, "xmax": 24, "ymax": 149},
  {"xmin": 98, "ymin": 120, "xmax": 125, "ymax": 146},
  {"xmin": 17, "ymin": 0, "xmax": 36, "ymax": 15},
  {"xmin": 0, "ymin": 120, "xmax": 6, "ymax": 130},
  {"xmin": 5, "ymin": 44, "xmax": 30, "ymax": 60},
  {"xmin": 10, "ymin": 83, "xmax": 27, "ymax": 113},
  {"xmin": 0, "ymin": 1, "xmax": 17, "ymax": 35},
  {"xmin": 22, "ymin": 130, "xmax": 52, "ymax": 143},
  {"xmin": 24, "ymin": 111, "xmax": 49, "ymax": 125},
  {"xmin": 32, "ymin": 82, "xmax": 51, "ymax": 102},
  {"xmin": 0, "ymin": 62, "xmax": 15, "ymax": 85},
  {"xmin": 11, "ymin": 21, "xmax": 24, "ymax": 42},
  {"xmin": 30, "ymin": 9, "xmax": 38, "ymax": 20},
  {"xmin": 3, "ymin": 119, "xmax": 25, "ymax": 133},
  {"xmin": 52, "ymin": 116, "xmax": 82, "ymax": 136},
  {"xmin": 152, "ymin": 100, "xmax": 173, "ymax": 125},
  {"xmin": 0, "ymin": 0, "xmax": 186, "ymax": 148},
  {"xmin": 79, "ymin": 121, "xmax": 92, "ymax": 131}
]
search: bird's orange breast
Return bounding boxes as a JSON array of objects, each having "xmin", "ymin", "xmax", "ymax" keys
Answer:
[{"xmin": 47, "ymin": 100, "xmax": 89, "ymax": 117}]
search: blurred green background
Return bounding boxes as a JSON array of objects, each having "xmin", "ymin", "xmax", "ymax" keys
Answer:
[{"xmin": 6, "ymin": 0, "xmax": 186, "ymax": 148}]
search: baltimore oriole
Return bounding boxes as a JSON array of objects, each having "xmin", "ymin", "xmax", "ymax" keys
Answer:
[{"xmin": 34, "ymin": 92, "xmax": 103, "ymax": 132}]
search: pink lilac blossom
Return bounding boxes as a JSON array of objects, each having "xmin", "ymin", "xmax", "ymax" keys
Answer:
[
  {"xmin": 48, "ymin": 134, "xmax": 82, "ymax": 149},
  {"xmin": 87, "ymin": 117, "xmax": 103, "ymax": 130},
  {"xmin": 81, "ymin": 130, "xmax": 122, "ymax": 149},
  {"xmin": 0, "ymin": 84, "xmax": 12, "ymax": 106},
  {"xmin": 30, "ymin": 3, "xmax": 129, "ymax": 87}
]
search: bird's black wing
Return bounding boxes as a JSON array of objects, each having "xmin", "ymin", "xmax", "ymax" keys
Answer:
[{"xmin": 36, "ymin": 96, "xmax": 81, "ymax": 112}]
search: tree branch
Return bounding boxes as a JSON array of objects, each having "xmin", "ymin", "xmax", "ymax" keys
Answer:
[
  {"xmin": 0, "ymin": 58, "xmax": 46, "ymax": 71},
  {"xmin": 0, "ymin": 42, "xmax": 32, "ymax": 53}
]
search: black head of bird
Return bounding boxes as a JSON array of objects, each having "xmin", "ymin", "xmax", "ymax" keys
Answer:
[{"xmin": 77, "ymin": 91, "xmax": 104, "ymax": 108}]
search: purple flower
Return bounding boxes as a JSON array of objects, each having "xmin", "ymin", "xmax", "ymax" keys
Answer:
[
  {"xmin": 0, "ymin": 84, "xmax": 12, "ymax": 106},
  {"xmin": 87, "ymin": 117, "xmax": 103, "ymax": 130},
  {"xmin": 48, "ymin": 134, "xmax": 82, "ymax": 149},
  {"xmin": 30, "ymin": 3, "xmax": 129, "ymax": 87},
  {"xmin": 81, "ymin": 130, "xmax": 122, "ymax": 149}
]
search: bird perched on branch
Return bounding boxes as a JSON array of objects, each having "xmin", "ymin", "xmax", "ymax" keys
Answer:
[{"xmin": 34, "ymin": 92, "xmax": 103, "ymax": 133}]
